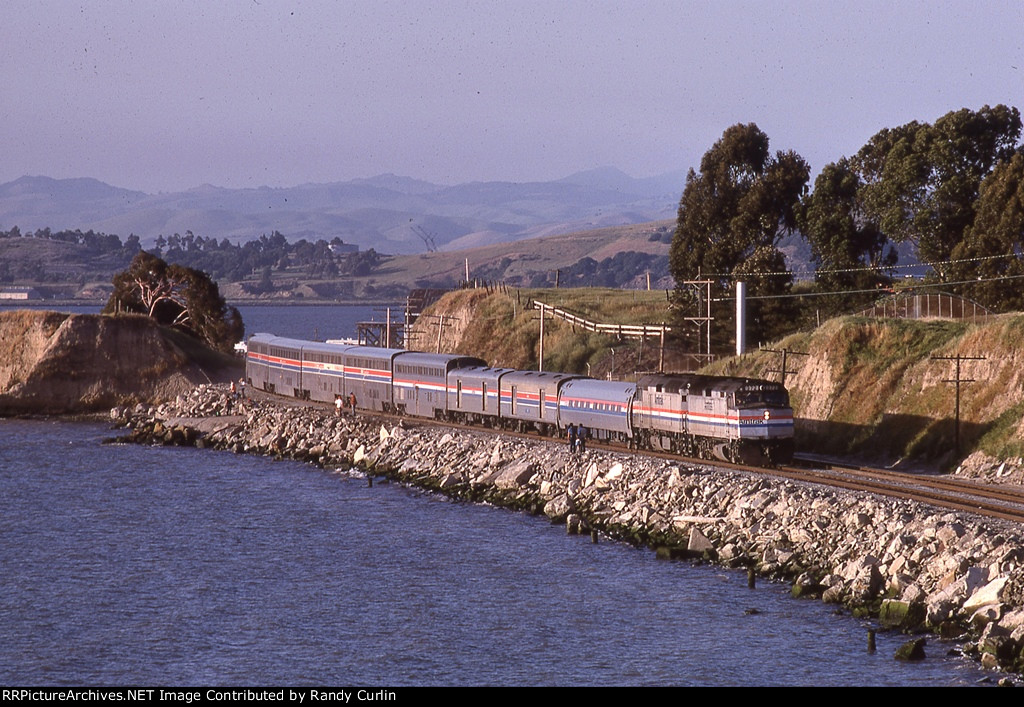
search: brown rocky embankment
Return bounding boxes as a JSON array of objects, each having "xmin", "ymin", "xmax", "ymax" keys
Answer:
[
  {"xmin": 709, "ymin": 313, "xmax": 1024, "ymax": 474},
  {"xmin": 0, "ymin": 310, "xmax": 241, "ymax": 415},
  {"xmin": 115, "ymin": 384, "xmax": 1024, "ymax": 676}
]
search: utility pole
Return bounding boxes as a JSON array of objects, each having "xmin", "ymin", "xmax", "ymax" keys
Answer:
[
  {"xmin": 682, "ymin": 279, "xmax": 714, "ymax": 365},
  {"xmin": 931, "ymin": 354, "xmax": 985, "ymax": 458},
  {"xmin": 763, "ymin": 347, "xmax": 810, "ymax": 387}
]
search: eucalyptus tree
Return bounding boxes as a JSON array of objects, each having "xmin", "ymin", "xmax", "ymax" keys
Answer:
[
  {"xmin": 853, "ymin": 105, "xmax": 1022, "ymax": 279},
  {"xmin": 948, "ymin": 150, "xmax": 1024, "ymax": 311},
  {"xmin": 105, "ymin": 251, "xmax": 244, "ymax": 353},
  {"xmin": 670, "ymin": 123, "xmax": 809, "ymax": 343},
  {"xmin": 797, "ymin": 158, "xmax": 896, "ymax": 315}
]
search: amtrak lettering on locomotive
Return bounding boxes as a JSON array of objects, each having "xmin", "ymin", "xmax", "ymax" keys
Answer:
[{"xmin": 245, "ymin": 333, "xmax": 794, "ymax": 465}]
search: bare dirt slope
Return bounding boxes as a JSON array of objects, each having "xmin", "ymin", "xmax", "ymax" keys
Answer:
[
  {"xmin": 708, "ymin": 314, "xmax": 1024, "ymax": 470},
  {"xmin": 0, "ymin": 310, "xmax": 241, "ymax": 415}
]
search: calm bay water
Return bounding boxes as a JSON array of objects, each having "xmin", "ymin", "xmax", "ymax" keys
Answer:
[
  {"xmin": 0, "ymin": 420, "xmax": 993, "ymax": 686},
  {"xmin": 0, "ymin": 303, "xmax": 997, "ymax": 685}
]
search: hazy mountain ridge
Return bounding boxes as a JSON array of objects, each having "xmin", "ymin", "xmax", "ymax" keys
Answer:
[{"xmin": 0, "ymin": 169, "xmax": 684, "ymax": 255}]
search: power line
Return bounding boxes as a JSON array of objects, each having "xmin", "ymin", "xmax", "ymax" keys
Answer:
[
  {"xmin": 709, "ymin": 272, "xmax": 1024, "ymax": 302},
  {"xmin": 703, "ymin": 251, "xmax": 1022, "ymax": 280}
]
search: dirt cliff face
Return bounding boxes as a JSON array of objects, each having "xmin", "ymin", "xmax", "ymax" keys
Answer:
[
  {"xmin": 0, "ymin": 310, "xmax": 241, "ymax": 415},
  {"xmin": 710, "ymin": 314, "xmax": 1024, "ymax": 467}
]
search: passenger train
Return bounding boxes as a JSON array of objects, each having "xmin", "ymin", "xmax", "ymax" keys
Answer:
[{"xmin": 245, "ymin": 333, "xmax": 794, "ymax": 465}]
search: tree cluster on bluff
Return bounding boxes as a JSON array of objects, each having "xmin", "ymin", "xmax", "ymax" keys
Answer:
[
  {"xmin": 104, "ymin": 251, "xmax": 243, "ymax": 354},
  {"xmin": 670, "ymin": 105, "xmax": 1024, "ymax": 344}
]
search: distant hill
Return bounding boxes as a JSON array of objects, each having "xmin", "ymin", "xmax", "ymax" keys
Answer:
[
  {"xmin": 370, "ymin": 219, "xmax": 676, "ymax": 292},
  {"xmin": 0, "ymin": 169, "xmax": 685, "ymax": 255}
]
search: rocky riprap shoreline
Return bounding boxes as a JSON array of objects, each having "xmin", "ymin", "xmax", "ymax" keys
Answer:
[
  {"xmin": 955, "ymin": 451, "xmax": 1024, "ymax": 486},
  {"xmin": 110, "ymin": 384, "xmax": 1024, "ymax": 679}
]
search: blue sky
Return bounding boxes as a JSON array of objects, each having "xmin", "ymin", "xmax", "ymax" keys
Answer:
[{"xmin": 2, "ymin": 0, "xmax": 1022, "ymax": 192}]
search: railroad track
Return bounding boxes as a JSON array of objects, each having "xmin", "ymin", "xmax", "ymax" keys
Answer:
[
  {"xmin": 785, "ymin": 456, "xmax": 1024, "ymax": 524},
  {"xmin": 247, "ymin": 388, "xmax": 1024, "ymax": 524}
]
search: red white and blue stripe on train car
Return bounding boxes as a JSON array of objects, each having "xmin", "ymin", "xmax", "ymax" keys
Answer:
[
  {"xmin": 632, "ymin": 402, "xmax": 792, "ymax": 434},
  {"xmin": 248, "ymin": 350, "xmax": 303, "ymax": 374},
  {"xmin": 342, "ymin": 366, "xmax": 392, "ymax": 385},
  {"xmin": 632, "ymin": 401, "xmax": 684, "ymax": 426},
  {"xmin": 393, "ymin": 376, "xmax": 448, "ymax": 395},
  {"xmin": 453, "ymin": 384, "xmax": 500, "ymax": 407},
  {"xmin": 301, "ymin": 360, "xmax": 346, "ymax": 378},
  {"xmin": 500, "ymin": 389, "xmax": 559, "ymax": 418},
  {"xmin": 686, "ymin": 409, "xmax": 794, "ymax": 437}
]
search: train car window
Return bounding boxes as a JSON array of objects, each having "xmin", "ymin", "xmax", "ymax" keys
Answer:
[
  {"xmin": 481, "ymin": 382, "xmax": 488, "ymax": 411},
  {"xmin": 511, "ymin": 386, "xmax": 517, "ymax": 415},
  {"xmin": 539, "ymin": 389, "xmax": 545, "ymax": 418}
]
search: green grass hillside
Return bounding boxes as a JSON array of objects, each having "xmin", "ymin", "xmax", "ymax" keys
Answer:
[{"xmin": 408, "ymin": 286, "xmax": 682, "ymax": 377}]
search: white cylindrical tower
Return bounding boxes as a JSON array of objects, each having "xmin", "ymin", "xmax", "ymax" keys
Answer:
[{"xmin": 736, "ymin": 281, "xmax": 747, "ymax": 356}]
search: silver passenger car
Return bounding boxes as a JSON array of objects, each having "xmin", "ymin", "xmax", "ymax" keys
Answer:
[
  {"xmin": 446, "ymin": 365, "xmax": 514, "ymax": 425},
  {"xmin": 299, "ymin": 339, "xmax": 352, "ymax": 403},
  {"xmin": 557, "ymin": 378, "xmax": 636, "ymax": 441},
  {"xmin": 392, "ymin": 352, "xmax": 486, "ymax": 418},
  {"xmin": 246, "ymin": 333, "xmax": 307, "ymax": 398},
  {"xmin": 341, "ymin": 345, "xmax": 405, "ymax": 412},
  {"xmin": 498, "ymin": 370, "xmax": 579, "ymax": 434}
]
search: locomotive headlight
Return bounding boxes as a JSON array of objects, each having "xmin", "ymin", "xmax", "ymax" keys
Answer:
[{"xmin": 763, "ymin": 410, "xmax": 771, "ymax": 421}]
